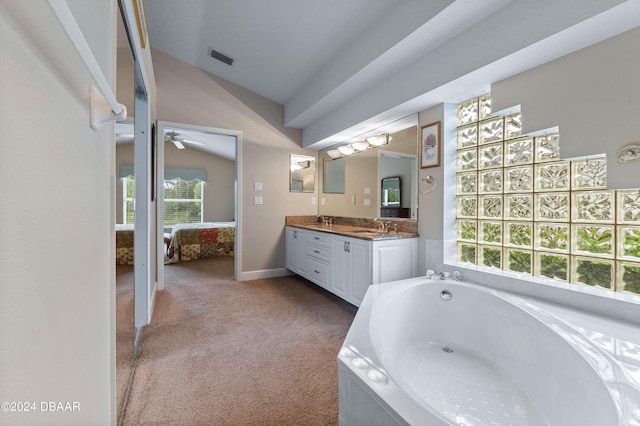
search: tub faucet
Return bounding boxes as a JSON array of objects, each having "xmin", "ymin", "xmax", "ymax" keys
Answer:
[{"xmin": 439, "ymin": 272, "xmax": 450, "ymax": 280}]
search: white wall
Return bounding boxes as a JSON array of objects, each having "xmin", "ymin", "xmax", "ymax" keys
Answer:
[{"xmin": 0, "ymin": 1, "xmax": 116, "ymax": 424}]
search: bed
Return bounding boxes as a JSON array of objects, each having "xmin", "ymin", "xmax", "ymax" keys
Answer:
[
  {"xmin": 116, "ymin": 222, "xmax": 235, "ymax": 265},
  {"xmin": 166, "ymin": 222, "xmax": 235, "ymax": 264},
  {"xmin": 115, "ymin": 224, "xmax": 134, "ymax": 265}
]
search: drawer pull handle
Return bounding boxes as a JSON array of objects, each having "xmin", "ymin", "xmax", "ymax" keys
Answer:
[
  {"xmin": 314, "ymin": 250, "xmax": 320, "ymax": 254},
  {"xmin": 314, "ymin": 270, "xmax": 320, "ymax": 274},
  {"xmin": 314, "ymin": 236, "xmax": 320, "ymax": 240}
]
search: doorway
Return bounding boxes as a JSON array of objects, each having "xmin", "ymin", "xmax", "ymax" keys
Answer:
[{"xmin": 156, "ymin": 121, "xmax": 241, "ymax": 290}]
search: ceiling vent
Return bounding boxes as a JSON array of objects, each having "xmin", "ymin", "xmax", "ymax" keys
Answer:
[{"xmin": 208, "ymin": 47, "xmax": 234, "ymax": 66}]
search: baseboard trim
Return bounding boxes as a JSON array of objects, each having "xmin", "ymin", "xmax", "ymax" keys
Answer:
[{"xmin": 238, "ymin": 268, "xmax": 293, "ymax": 281}]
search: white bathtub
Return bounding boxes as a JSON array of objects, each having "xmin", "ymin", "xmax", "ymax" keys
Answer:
[{"xmin": 338, "ymin": 276, "xmax": 640, "ymax": 426}]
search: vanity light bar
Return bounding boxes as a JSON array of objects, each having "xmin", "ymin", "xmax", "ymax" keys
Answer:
[{"xmin": 326, "ymin": 134, "xmax": 391, "ymax": 160}]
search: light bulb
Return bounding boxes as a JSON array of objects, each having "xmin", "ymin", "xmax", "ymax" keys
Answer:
[
  {"xmin": 337, "ymin": 145, "xmax": 355, "ymax": 155},
  {"xmin": 352, "ymin": 141, "xmax": 370, "ymax": 151},
  {"xmin": 367, "ymin": 135, "xmax": 386, "ymax": 146}
]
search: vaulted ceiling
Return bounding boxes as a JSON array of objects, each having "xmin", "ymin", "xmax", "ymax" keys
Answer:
[{"xmin": 144, "ymin": 0, "xmax": 640, "ymax": 149}]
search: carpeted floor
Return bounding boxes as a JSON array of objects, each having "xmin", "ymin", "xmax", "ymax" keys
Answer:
[{"xmin": 120, "ymin": 257, "xmax": 356, "ymax": 425}]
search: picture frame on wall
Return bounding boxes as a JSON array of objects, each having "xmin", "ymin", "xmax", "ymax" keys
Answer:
[
  {"xmin": 133, "ymin": 0, "xmax": 148, "ymax": 49},
  {"xmin": 420, "ymin": 121, "xmax": 441, "ymax": 168}
]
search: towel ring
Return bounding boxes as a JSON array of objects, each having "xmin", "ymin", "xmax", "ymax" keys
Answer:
[{"xmin": 418, "ymin": 175, "xmax": 438, "ymax": 195}]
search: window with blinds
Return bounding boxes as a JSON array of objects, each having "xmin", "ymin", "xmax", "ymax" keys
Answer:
[
  {"xmin": 122, "ymin": 177, "xmax": 204, "ymax": 226},
  {"xmin": 163, "ymin": 178, "xmax": 203, "ymax": 225},
  {"xmin": 123, "ymin": 176, "xmax": 135, "ymax": 224}
]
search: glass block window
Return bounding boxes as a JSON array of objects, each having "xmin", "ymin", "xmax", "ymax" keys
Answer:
[{"xmin": 455, "ymin": 95, "xmax": 640, "ymax": 295}]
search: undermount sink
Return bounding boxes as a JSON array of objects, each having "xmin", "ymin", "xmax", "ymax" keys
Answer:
[{"xmin": 352, "ymin": 230, "xmax": 385, "ymax": 235}]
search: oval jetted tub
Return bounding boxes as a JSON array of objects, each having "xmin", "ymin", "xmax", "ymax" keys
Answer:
[{"xmin": 338, "ymin": 276, "xmax": 640, "ymax": 426}]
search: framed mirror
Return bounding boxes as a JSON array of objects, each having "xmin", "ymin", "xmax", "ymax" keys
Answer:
[
  {"xmin": 323, "ymin": 157, "xmax": 345, "ymax": 193},
  {"xmin": 290, "ymin": 154, "xmax": 315, "ymax": 192},
  {"xmin": 381, "ymin": 176, "xmax": 401, "ymax": 207}
]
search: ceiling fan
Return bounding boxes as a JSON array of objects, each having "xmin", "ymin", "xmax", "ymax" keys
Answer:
[{"xmin": 165, "ymin": 131, "xmax": 204, "ymax": 150}]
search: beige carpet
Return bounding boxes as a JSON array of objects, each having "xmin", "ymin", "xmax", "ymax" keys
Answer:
[{"xmin": 121, "ymin": 257, "xmax": 356, "ymax": 425}]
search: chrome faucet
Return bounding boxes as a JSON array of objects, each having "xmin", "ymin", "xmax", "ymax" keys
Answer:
[
  {"xmin": 374, "ymin": 219, "xmax": 387, "ymax": 233},
  {"xmin": 317, "ymin": 215, "xmax": 332, "ymax": 227}
]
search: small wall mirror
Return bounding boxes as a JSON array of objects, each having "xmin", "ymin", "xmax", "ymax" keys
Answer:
[
  {"xmin": 381, "ymin": 176, "xmax": 401, "ymax": 207},
  {"xmin": 323, "ymin": 157, "xmax": 345, "ymax": 193},
  {"xmin": 290, "ymin": 154, "xmax": 315, "ymax": 192}
]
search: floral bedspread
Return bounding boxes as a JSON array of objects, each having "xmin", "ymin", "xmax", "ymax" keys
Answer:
[
  {"xmin": 166, "ymin": 222, "xmax": 235, "ymax": 264},
  {"xmin": 115, "ymin": 224, "xmax": 134, "ymax": 265},
  {"xmin": 116, "ymin": 222, "xmax": 235, "ymax": 265}
]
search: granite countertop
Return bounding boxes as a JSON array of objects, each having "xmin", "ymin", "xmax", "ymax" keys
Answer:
[{"xmin": 287, "ymin": 223, "xmax": 418, "ymax": 241}]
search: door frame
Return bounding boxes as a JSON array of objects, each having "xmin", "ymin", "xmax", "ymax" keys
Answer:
[{"xmin": 156, "ymin": 121, "xmax": 242, "ymax": 290}]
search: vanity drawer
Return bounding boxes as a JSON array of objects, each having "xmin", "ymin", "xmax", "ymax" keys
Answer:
[
  {"xmin": 307, "ymin": 244, "xmax": 330, "ymax": 262},
  {"xmin": 307, "ymin": 257, "xmax": 329, "ymax": 289},
  {"xmin": 307, "ymin": 232, "xmax": 331, "ymax": 248}
]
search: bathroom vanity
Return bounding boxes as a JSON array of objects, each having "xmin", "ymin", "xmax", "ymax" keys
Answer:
[{"xmin": 285, "ymin": 223, "xmax": 418, "ymax": 307}]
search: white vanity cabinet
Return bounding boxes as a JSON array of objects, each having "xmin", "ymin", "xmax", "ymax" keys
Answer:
[
  {"xmin": 285, "ymin": 227, "xmax": 307, "ymax": 276},
  {"xmin": 286, "ymin": 226, "xmax": 418, "ymax": 307},
  {"xmin": 332, "ymin": 236, "xmax": 371, "ymax": 306}
]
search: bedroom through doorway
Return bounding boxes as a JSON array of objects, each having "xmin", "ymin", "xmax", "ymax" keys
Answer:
[{"xmin": 156, "ymin": 122, "xmax": 241, "ymax": 289}]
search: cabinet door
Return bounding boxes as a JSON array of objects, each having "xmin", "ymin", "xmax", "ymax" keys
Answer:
[
  {"xmin": 347, "ymin": 238, "xmax": 371, "ymax": 306},
  {"xmin": 285, "ymin": 227, "xmax": 306, "ymax": 275},
  {"xmin": 285, "ymin": 227, "xmax": 297, "ymax": 271},
  {"xmin": 331, "ymin": 238, "xmax": 348, "ymax": 297},
  {"xmin": 372, "ymin": 238, "xmax": 418, "ymax": 284},
  {"xmin": 295, "ymin": 229, "xmax": 307, "ymax": 276},
  {"xmin": 332, "ymin": 236, "xmax": 371, "ymax": 306}
]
